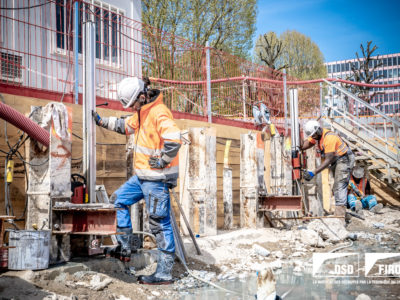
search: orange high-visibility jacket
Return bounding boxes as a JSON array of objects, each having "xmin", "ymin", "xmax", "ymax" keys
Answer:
[
  {"xmin": 308, "ymin": 128, "xmax": 349, "ymax": 157},
  {"xmin": 349, "ymin": 176, "xmax": 367, "ymax": 196},
  {"xmin": 124, "ymin": 92, "xmax": 181, "ymax": 186}
]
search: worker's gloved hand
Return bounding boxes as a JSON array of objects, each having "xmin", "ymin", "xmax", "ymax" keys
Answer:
[
  {"xmin": 149, "ymin": 156, "xmax": 167, "ymax": 169},
  {"xmin": 92, "ymin": 110, "xmax": 103, "ymax": 127},
  {"xmin": 303, "ymin": 170, "xmax": 314, "ymax": 181}
]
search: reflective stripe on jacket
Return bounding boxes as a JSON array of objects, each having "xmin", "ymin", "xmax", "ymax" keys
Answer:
[
  {"xmin": 124, "ymin": 92, "xmax": 181, "ymax": 186},
  {"xmin": 308, "ymin": 128, "xmax": 349, "ymax": 157},
  {"xmin": 349, "ymin": 176, "xmax": 367, "ymax": 196}
]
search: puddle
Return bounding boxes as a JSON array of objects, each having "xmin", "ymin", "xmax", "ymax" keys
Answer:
[{"xmin": 179, "ymin": 239, "xmax": 400, "ymax": 300}]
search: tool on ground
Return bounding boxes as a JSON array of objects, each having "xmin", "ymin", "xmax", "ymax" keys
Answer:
[
  {"xmin": 170, "ymin": 204, "xmax": 187, "ymax": 265},
  {"xmin": 171, "ymin": 189, "xmax": 202, "ymax": 255},
  {"xmin": 346, "ymin": 211, "xmax": 365, "ymax": 220}
]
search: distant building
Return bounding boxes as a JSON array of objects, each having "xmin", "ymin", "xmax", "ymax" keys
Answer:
[{"xmin": 325, "ymin": 53, "xmax": 400, "ymax": 115}]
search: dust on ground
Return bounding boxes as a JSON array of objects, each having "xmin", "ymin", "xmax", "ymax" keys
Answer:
[{"xmin": 1, "ymin": 206, "xmax": 399, "ymax": 300}]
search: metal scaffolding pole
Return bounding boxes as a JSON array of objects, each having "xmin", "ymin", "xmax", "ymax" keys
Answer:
[
  {"xmin": 83, "ymin": 20, "xmax": 96, "ymax": 203},
  {"xmin": 206, "ymin": 41, "xmax": 212, "ymax": 123},
  {"xmin": 283, "ymin": 69, "xmax": 288, "ymax": 135},
  {"xmin": 74, "ymin": 0, "xmax": 79, "ymax": 104}
]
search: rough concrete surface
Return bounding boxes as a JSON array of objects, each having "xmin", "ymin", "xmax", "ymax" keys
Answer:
[{"xmin": 1, "ymin": 206, "xmax": 399, "ymax": 299}]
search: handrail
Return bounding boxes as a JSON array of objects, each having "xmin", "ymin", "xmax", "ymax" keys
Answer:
[
  {"xmin": 323, "ymin": 79, "xmax": 400, "ymax": 128},
  {"xmin": 326, "ymin": 105, "xmax": 398, "ymax": 151}
]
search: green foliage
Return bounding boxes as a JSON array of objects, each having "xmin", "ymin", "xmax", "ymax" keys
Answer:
[
  {"xmin": 280, "ymin": 30, "xmax": 326, "ymax": 80},
  {"xmin": 254, "ymin": 30, "xmax": 326, "ymax": 80},
  {"xmin": 142, "ymin": 0, "xmax": 257, "ymax": 59}
]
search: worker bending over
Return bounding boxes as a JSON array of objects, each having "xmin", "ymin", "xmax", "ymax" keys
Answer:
[
  {"xmin": 300, "ymin": 120, "xmax": 355, "ymax": 219},
  {"xmin": 348, "ymin": 165, "xmax": 383, "ymax": 215},
  {"xmin": 93, "ymin": 77, "xmax": 181, "ymax": 285}
]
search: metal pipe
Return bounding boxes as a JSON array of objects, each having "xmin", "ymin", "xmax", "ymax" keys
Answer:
[
  {"xmin": 289, "ymin": 89, "xmax": 300, "ymax": 150},
  {"xmin": 319, "ymin": 82, "xmax": 323, "ymax": 117},
  {"xmin": 83, "ymin": 20, "xmax": 96, "ymax": 203},
  {"xmin": 283, "ymin": 69, "xmax": 288, "ymax": 135},
  {"xmin": 74, "ymin": 0, "xmax": 79, "ymax": 104},
  {"xmin": 205, "ymin": 41, "xmax": 212, "ymax": 123}
]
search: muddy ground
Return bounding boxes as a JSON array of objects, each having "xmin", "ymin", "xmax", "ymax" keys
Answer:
[{"xmin": 1, "ymin": 206, "xmax": 399, "ymax": 300}]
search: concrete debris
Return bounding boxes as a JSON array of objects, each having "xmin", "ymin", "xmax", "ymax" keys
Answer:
[
  {"xmin": 355, "ymin": 294, "xmax": 372, "ymax": 300},
  {"xmin": 273, "ymin": 251, "xmax": 284, "ymax": 259},
  {"xmin": 307, "ymin": 218, "xmax": 348, "ymax": 243},
  {"xmin": 151, "ymin": 291, "xmax": 161, "ymax": 297},
  {"xmin": 269, "ymin": 259, "xmax": 283, "ymax": 270},
  {"xmin": 291, "ymin": 252, "xmax": 303, "ymax": 257},
  {"xmin": 43, "ymin": 294, "xmax": 76, "ymax": 300},
  {"xmin": 373, "ymin": 222, "xmax": 385, "ymax": 229},
  {"xmin": 89, "ymin": 274, "xmax": 113, "ymax": 291},
  {"xmin": 114, "ymin": 296, "xmax": 131, "ymax": 300},
  {"xmin": 299, "ymin": 229, "xmax": 324, "ymax": 247},
  {"xmin": 253, "ymin": 244, "xmax": 271, "ymax": 257}
]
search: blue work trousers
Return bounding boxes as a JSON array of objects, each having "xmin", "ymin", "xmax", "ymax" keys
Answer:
[
  {"xmin": 112, "ymin": 175, "xmax": 175, "ymax": 253},
  {"xmin": 347, "ymin": 194, "xmax": 378, "ymax": 210}
]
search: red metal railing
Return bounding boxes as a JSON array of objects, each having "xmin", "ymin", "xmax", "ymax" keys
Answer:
[{"xmin": 2, "ymin": 0, "xmax": 397, "ymax": 126}]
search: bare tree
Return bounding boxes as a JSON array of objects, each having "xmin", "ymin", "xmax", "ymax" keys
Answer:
[
  {"xmin": 254, "ymin": 32, "xmax": 287, "ymax": 71},
  {"xmin": 347, "ymin": 41, "xmax": 383, "ymax": 103}
]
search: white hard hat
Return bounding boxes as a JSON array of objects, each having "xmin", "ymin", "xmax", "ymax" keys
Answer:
[
  {"xmin": 352, "ymin": 166, "xmax": 364, "ymax": 178},
  {"xmin": 304, "ymin": 120, "xmax": 321, "ymax": 137},
  {"xmin": 117, "ymin": 77, "xmax": 145, "ymax": 108}
]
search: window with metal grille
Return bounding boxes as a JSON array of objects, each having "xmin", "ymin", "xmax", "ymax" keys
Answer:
[
  {"xmin": 55, "ymin": 0, "xmax": 123, "ymax": 65},
  {"xmin": 0, "ymin": 52, "xmax": 22, "ymax": 82}
]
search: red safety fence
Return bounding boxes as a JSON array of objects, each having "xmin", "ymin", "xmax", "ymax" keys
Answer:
[{"xmin": 0, "ymin": 0, "xmax": 399, "ymax": 127}]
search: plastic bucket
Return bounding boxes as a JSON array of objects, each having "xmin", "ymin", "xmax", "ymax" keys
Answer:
[{"xmin": 8, "ymin": 230, "xmax": 51, "ymax": 270}]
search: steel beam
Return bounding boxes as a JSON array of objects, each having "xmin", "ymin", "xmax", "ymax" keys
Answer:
[
  {"xmin": 258, "ymin": 195, "xmax": 302, "ymax": 211},
  {"xmin": 53, "ymin": 207, "xmax": 117, "ymax": 235}
]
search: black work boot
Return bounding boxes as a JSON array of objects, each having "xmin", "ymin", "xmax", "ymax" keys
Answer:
[
  {"xmin": 116, "ymin": 227, "xmax": 132, "ymax": 262},
  {"xmin": 137, "ymin": 250, "xmax": 175, "ymax": 285}
]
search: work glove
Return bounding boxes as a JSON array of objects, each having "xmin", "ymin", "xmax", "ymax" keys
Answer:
[
  {"xmin": 92, "ymin": 110, "xmax": 103, "ymax": 126},
  {"xmin": 149, "ymin": 156, "xmax": 167, "ymax": 169},
  {"xmin": 303, "ymin": 170, "xmax": 314, "ymax": 181}
]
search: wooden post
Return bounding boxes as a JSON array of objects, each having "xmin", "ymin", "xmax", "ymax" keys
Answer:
[
  {"xmin": 223, "ymin": 140, "xmax": 233, "ymax": 229},
  {"xmin": 205, "ymin": 128, "xmax": 217, "ymax": 235},
  {"xmin": 26, "ymin": 104, "xmax": 72, "ymax": 264},
  {"xmin": 240, "ymin": 132, "xmax": 264, "ymax": 228},
  {"xmin": 304, "ymin": 148, "xmax": 323, "ymax": 216},
  {"xmin": 26, "ymin": 104, "xmax": 72, "ymax": 230},
  {"xmin": 181, "ymin": 128, "xmax": 217, "ymax": 236}
]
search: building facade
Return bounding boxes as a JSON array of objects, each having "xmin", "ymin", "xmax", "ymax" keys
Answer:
[
  {"xmin": 0, "ymin": 0, "xmax": 142, "ymax": 101},
  {"xmin": 325, "ymin": 53, "xmax": 400, "ymax": 115}
]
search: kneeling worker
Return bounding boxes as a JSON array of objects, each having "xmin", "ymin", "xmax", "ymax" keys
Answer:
[
  {"xmin": 93, "ymin": 77, "xmax": 181, "ymax": 284},
  {"xmin": 348, "ymin": 165, "xmax": 383, "ymax": 215},
  {"xmin": 300, "ymin": 120, "xmax": 355, "ymax": 219}
]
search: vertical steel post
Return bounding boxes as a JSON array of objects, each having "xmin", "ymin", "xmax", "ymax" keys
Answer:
[
  {"xmin": 242, "ymin": 75, "xmax": 247, "ymax": 121},
  {"xmin": 283, "ymin": 69, "xmax": 288, "ymax": 135},
  {"xmin": 289, "ymin": 89, "xmax": 300, "ymax": 195},
  {"xmin": 83, "ymin": 20, "xmax": 96, "ymax": 203},
  {"xmin": 74, "ymin": 1, "xmax": 79, "ymax": 104},
  {"xmin": 319, "ymin": 82, "xmax": 323, "ymax": 117},
  {"xmin": 289, "ymin": 89, "xmax": 300, "ymax": 151},
  {"xmin": 206, "ymin": 41, "xmax": 212, "ymax": 123}
]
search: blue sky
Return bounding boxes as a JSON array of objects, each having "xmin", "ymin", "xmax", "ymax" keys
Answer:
[{"xmin": 254, "ymin": 0, "xmax": 400, "ymax": 62}]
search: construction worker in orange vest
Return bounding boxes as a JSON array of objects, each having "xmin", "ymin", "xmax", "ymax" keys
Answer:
[
  {"xmin": 300, "ymin": 120, "xmax": 355, "ymax": 220},
  {"xmin": 348, "ymin": 165, "xmax": 383, "ymax": 215},
  {"xmin": 93, "ymin": 77, "xmax": 181, "ymax": 285}
]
